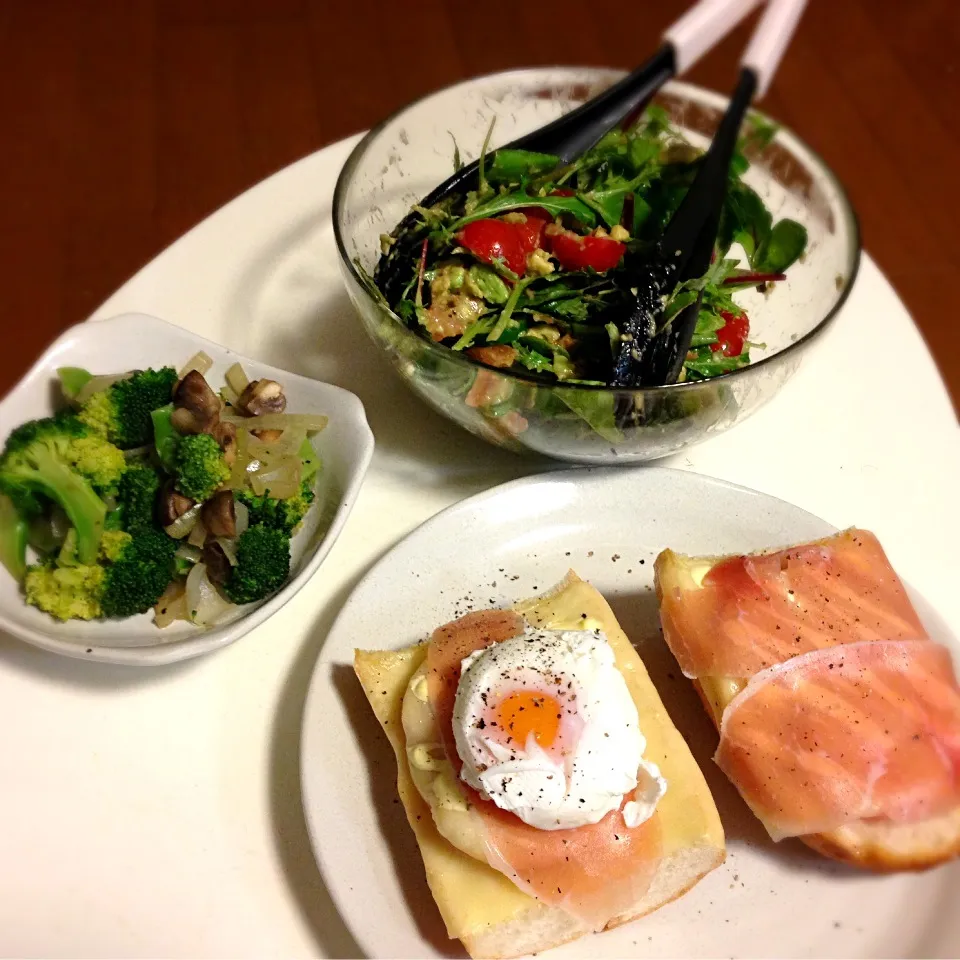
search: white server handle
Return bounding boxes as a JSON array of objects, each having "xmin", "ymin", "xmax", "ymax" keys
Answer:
[{"xmin": 664, "ymin": 0, "xmax": 765, "ymax": 74}]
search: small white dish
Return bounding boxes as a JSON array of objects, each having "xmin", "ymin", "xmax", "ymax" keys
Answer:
[
  {"xmin": 0, "ymin": 312, "xmax": 374, "ymax": 665},
  {"xmin": 301, "ymin": 466, "xmax": 960, "ymax": 959}
]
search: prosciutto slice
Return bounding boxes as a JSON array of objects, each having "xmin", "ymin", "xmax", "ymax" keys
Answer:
[
  {"xmin": 660, "ymin": 529, "xmax": 927, "ymax": 680},
  {"xmin": 715, "ymin": 640, "xmax": 960, "ymax": 840},
  {"xmin": 426, "ymin": 610, "xmax": 662, "ymax": 931}
]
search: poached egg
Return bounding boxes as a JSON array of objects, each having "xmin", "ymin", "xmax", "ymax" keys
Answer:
[{"xmin": 452, "ymin": 625, "xmax": 666, "ymax": 831}]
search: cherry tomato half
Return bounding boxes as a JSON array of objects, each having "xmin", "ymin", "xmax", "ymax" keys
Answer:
[
  {"xmin": 456, "ymin": 219, "xmax": 527, "ymax": 276},
  {"xmin": 713, "ymin": 310, "xmax": 749, "ymax": 357},
  {"xmin": 544, "ymin": 229, "xmax": 625, "ymax": 273},
  {"xmin": 511, "ymin": 215, "xmax": 547, "ymax": 254}
]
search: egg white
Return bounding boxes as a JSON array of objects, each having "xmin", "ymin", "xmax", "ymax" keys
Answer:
[{"xmin": 453, "ymin": 626, "xmax": 666, "ymax": 830}]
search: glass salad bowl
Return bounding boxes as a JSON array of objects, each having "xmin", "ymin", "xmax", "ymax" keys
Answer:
[{"xmin": 333, "ymin": 68, "xmax": 860, "ymax": 464}]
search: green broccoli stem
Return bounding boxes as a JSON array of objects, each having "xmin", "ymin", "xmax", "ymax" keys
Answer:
[
  {"xmin": 28, "ymin": 448, "xmax": 106, "ymax": 564},
  {"xmin": 0, "ymin": 493, "xmax": 27, "ymax": 581}
]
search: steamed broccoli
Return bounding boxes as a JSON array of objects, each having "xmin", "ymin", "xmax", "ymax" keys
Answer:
[
  {"xmin": 4, "ymin": 413, "xmax": 125, "ymax": 496},
  {"xmin": 117, "ymin": 462, "xmax": 162, "ymax": 532},
  {"xmin": 0, "ymin": 415, "xmax": 109, "ymax": 564},
  {"xmin": 61, "ymin": 426, "xmax": 126, "ymax": 496},
  {"xmin": 100, "ymin": 528, "xmax": 177, "ymax": 617},
  {"xmin": 0, "ymin": 492, "xmax": 27, "ymax": 580},
  {"xmin": 24, "ymin": 527, "xmax": 177, "ymax": 621},
  {"xmin": 237, "ymin": 479, "xmax": 315, "ymax": 535},
  {"xmin": 173, "ymin": 433, "xmax": 230, "ymax": 502},
  {"xmin": 24, "ymin": 562, "xmax": 105, "ymax": 620},
  {"xmin": 222, "ymin": 525, "xmax": 290, "ymax": 604},
  {"xmin": 78, "ymin": 367, "xmax": 177, "ymax": 448}
]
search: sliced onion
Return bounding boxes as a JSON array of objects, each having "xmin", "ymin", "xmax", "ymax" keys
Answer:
[
  {"xmin": 226, "ymin": 427, "xmax": 251, "ymax": 490},
  {"xmin": 74, "ymin": 371, "xmax": 133, "ymax": 405},
  {"xmin": 154, "ymin": 579, "xmax": 187, "ymax": 628},
  {"xmin": 177, "ymin": 351, "xmax": 213, "ymax": 381},
  {"xmin": 187, "ymin": 517, "xmax": 208, "ymax": 548},
  {"xmin": 222, "ymin": 412, "xmax": 328, "ymax": 433},
  {"xmin": 234, "ymin": 500, "xmax": 249, "ymax": 536},
  {"xmin": 243, "ymin": 427, "xmax": 306, "ymax": 460},
  {"xmin": 122, "ymin": 445, "xmax": 152, "ymax": 460},
  {"xmin": 220, "ymin": 383, "xmax": 239, "ymax": 408},
  {"xmin": 250, "ymin": 461, "xmax": 302, "ymax": 498},
  {"xmin": 164, "ymin": 503, "xmax": 201, "ymax": 539},
  {"xmin": 174, "ymin": 543, "xmax": 203, "ymax": 564},
  {"xmin": 214, "ymin": 537, "xmax": 238, "ymax": 566},
  {"xmin": 50, "ymin": 506, "xmax": 71, "ymax": 544},
  {"xmin": 225, "ymin": 362, "xmax": 250, "ymax": 396},
  {"xmin": 185, "ymin": 563, "xmax": 233, "ymax": 626}
]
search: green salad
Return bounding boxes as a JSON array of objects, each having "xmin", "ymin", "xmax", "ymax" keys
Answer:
[
  {"xmin": 374, "ymin": 105, "xmax": 806, "ymax": 389},
  {"xmin": 0, "ymin": 356, "xmax": 327, "ymax": 627}
]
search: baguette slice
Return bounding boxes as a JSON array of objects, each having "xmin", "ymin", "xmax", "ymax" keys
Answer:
[
  {"xmin": 355, "ymin": 571, "xmax": 724, "ymax": 958},
  {"xmin": 655, "ymin": 547, "xmax": 960, "ymax": 872}
]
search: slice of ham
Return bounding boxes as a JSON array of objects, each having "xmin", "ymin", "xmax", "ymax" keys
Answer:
[
  {"xmin": 715, "ymin": 639, "xmax": 960, "ymax": 840},
  {"xmin": 426, "ymin": 610, "xmax": 662, "ymax": 931},
  {"xmin": 660, "ymin": 529, "xmax": 928, "ymax": 680}
]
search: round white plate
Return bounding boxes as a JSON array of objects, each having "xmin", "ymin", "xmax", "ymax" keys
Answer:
[{"xmin": 301, "ymin": 466, "xmax": 960, "ymax": 959}]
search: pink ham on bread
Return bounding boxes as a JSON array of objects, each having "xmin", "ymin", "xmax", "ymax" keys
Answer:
[
  {"xmin": 715, "ymin": 640, "xmax": 960, "ymax": 840},
  {"xmin": 659, "ymin": 529, "xmax": 928, "ymax": 680},
  {"xmin": 426, "ymin": 610, "xmax": 662, "ymax": 931}
]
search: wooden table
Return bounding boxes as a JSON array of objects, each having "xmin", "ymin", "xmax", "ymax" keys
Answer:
[{"xmin": 1, "ymin": 0, "xmax": 957, "ymax": 409}]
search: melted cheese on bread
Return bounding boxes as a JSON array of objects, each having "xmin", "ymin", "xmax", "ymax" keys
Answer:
[{"xmin": 354, "ymin": 571, "xmax": 724, "ymax": 946}]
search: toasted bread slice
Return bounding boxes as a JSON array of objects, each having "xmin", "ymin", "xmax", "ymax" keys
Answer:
[
  {"xmin": 655, "ymin": 548, "xmax": 960, "ymax": 872},
  {"xmin": 355, "ymin": 571, "xmax": 724, "ymax": 958}
]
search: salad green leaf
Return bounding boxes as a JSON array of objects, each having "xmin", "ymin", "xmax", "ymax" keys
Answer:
[{"xmin": 487, "ymin": 149, "xmax": 560, "ymax": 183}]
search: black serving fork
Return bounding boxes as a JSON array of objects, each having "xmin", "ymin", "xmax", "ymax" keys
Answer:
[
  {"xmin": 612, "ymin": 0, "xmax": 809, "ymax": 387},
  {"xmin": 375, "ymin": 0, "xmax": 763, "ymax": 303}
]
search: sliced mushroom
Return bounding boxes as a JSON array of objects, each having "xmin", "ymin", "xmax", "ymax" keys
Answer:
[
  {"xmin": 201, "ymin": 490, "xmax": 236, "ymax": 538},
  {"xmin": 156, "ymin": 481, "xmax": 195, "ymax": 527},
  {"xmin": 251, "ymin": 428, "xmax": 284, "ymax": 443},
  {"xmin": 202, "ymin": 540, "xmax": 231, "ymax": 587},
  {"xmin": 236, "ymin": 379, "xmax": 286, "ymax": 417},
  {"xmin": 212, "ymin": 419, "xmax": 237, "ymax": 465},
  {"xmin": 172, "ymin": 370, "xmax": 221, "ymax": 434}
]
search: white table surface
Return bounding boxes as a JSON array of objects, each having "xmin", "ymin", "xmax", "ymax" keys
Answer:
[{"xmin": 0, "ymin": 133, "xmax": 958, "ymax": 958}]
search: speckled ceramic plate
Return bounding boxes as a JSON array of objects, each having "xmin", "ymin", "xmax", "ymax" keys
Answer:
[{"xmin": 300, "ymin": 466, "xmax": 960, "ymax": 959}]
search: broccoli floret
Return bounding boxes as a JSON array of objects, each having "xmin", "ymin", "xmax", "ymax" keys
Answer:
[
  {"xmin": 173, "ymin": 433, "xmax": 230, "ymax": 502},
  {"xmin": 78, "ymin": 367, "xmax": 177, "ymax": 448},
  {"xmin": 0, "ymin": 416, "xmax": 108, "ymax": 564},
  {"xmin": 237, "ymin": 479, "xmax": 316, "ymax": 535},
  {"xmin": 61, "ymin": 428, "xmax": 126, "ymax": 496},
  {"xmin": 117, "ymin": 462, "xmax": 162, "ymax": 532},
  {"xmin": 99, "ymin": 529, "xmax": 132, "ymax": 562},
  {"xmin": 5, "ymin": 413, "xmax": 125, "ymax": 496},
  {"xmin": 222, "ymin": 525, "xmax": 290, "ymax": 604},
  {"xmin": 0, "ymin": 492, "xmax": 28, "ymax": 581},
  {"xmin": 24, "ymin": 562, "xmax": 106, "ymax": 620},
  {"xmin": 100, "ymin": 528, "xmax": 177, "ymax": 617},
  {"xmin": 23, "ymin": 527, "xmax": 177, "ymax": 621}
]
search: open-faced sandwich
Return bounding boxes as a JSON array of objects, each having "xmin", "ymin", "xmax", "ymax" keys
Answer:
[
  {"xmin": 655, "ymin": 528, "xmax": 960, "ymax": 871},
  {"xmin": 355, "ymin": 571, "xmax": 724, "ymax": 959}
]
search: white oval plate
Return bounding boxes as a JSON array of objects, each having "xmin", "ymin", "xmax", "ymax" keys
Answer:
[
  {"xmin": 301, "ymin": 466, "xmax": 960, "ymax": 959},
  {"xmin": 0, "ymin": 312, "xmax": 374, "ymax": 665}
]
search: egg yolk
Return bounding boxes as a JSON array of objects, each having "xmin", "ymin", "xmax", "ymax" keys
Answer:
[{"xmin": 496, "ymin": 691, "xmax": 562, "ymax": 748}]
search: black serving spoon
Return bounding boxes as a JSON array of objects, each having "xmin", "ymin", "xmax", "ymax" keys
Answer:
[
  {"xmin": 611, "ymin": 0, "xmax": 809, "ymax": 387},
  {"xmin": 375, "ymin": 0, "xmax": 762, "ymax": 304}
]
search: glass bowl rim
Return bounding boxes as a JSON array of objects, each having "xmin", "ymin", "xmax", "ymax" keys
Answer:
[{"xmin": 332, "ymin": 66, "xmax": 862, "ymax": 396}]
